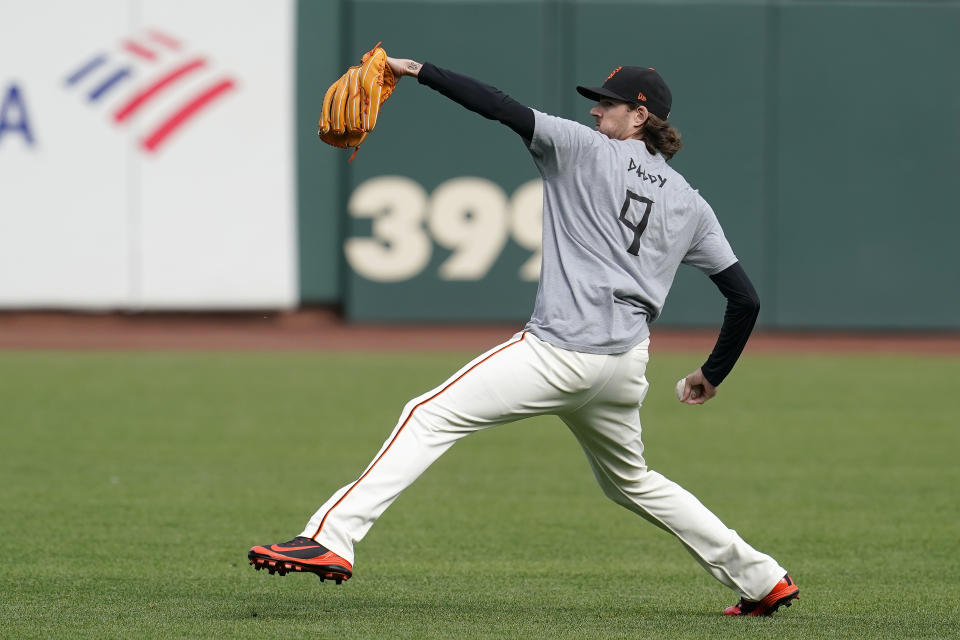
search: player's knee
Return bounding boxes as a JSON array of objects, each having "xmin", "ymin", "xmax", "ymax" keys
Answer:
[
  {"xmin": 601, "ymin": 485, "xmax": 635, "ymax": 508},
  {"xmin": 597, "ymin": 466, "xmax": 653, "ymax": 503}
]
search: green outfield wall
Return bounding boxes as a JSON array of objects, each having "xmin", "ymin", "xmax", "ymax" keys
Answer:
[
  {"xmin": 296, "ymin": 0, "xmax": 344, "ymax": 303},
  {"xmin": 297, "ymin": 0, "xmax": 960, "ymax": 329}
]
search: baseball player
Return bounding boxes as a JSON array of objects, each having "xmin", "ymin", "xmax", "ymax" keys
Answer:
[{"xmin": 249, "ymin": 57, "xmax": 799, "ymax": 617}]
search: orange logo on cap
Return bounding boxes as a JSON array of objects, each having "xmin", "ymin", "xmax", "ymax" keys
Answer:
[
  {"xmin": 637, "ymin": 92, "xmax": 647, "ymax": 102},
  {"xmin": 606, "ymin": 66, "xmax": 623, "ymax": 81}
]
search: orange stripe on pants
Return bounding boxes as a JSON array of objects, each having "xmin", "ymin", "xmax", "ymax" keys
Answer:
[{"xmin": 309, "ymin": 332, "xmax": 528, "ymax": 540}]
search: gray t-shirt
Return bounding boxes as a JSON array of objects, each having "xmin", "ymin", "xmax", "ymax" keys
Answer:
[{"xmin": 524, "ymin": 110, "xmax": 737, "ymax": 354}]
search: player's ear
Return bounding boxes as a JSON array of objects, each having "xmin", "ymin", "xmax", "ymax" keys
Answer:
[{"xmin": 633, "ymin": 105, "xmax": 649, "ymax": 128}]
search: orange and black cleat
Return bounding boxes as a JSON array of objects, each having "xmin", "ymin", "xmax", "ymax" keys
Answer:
[
  {"xmin": 723, "ymin": 574, "xmax": 799, "ymax": 616},
  {"xmin": 248, "ymin": 536, "xmax": 353, "ymax": 584}
]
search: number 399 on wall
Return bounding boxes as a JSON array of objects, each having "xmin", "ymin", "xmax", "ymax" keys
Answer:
[{"xmin": 345, "ymin": 176, "xmax": 543, "ymax": 283}]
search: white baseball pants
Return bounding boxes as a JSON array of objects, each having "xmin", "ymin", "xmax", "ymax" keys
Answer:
[{"xmin": 301, "ymin": 331, "xmax": 785, "ymax": 600}]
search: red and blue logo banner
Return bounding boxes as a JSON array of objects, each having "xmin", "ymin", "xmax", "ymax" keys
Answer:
[{"xmin": 0, "ymin": 1, "xmax": 296, "ymax": 310}]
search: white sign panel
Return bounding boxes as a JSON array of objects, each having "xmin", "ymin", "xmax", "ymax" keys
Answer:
[{"xmin": 0, "ymin": 0, "xmax": 296, "ymax": 309}]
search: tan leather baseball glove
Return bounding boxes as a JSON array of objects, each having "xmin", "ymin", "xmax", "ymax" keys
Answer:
[{"xmin": 318, "ymin": 42, "xmax": 396, "ymax": 162}]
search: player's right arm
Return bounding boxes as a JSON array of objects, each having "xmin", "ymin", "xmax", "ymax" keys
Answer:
[
  {"xmin": 678, "ymin": 264, "xmax": 760, "ymax": 405},
  {"xmin": 678, "ymin": 196, "xmax": 761, "ymax": 404},
  {"xmin": 388, "ymin": 57, "xmax": 535, "ymax": 140}
]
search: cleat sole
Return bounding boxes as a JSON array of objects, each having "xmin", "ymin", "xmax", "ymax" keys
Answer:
[
  {"xmin": 763, "ymin": 590, "xmax": 800, "ymax": 616},
  {"xmin": 248, "ymin": 550, "xmax": 351, "ymax": 584}
]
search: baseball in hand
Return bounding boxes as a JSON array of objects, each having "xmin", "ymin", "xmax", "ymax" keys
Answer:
[{"xmin": 675, "ymin": 377, "xmax": 697, "ymax": 402}]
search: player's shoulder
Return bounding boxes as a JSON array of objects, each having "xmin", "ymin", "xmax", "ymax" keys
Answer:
[
  {"xmin": 532, "ymin": 109, "xmax": 585, "ymax": 131},
  {"xmin": 532, "ymin": 109, "xmax": 608, "ymax": 147}
]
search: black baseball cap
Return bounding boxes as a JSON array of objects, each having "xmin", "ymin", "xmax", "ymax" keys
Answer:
[{"xmin": 577, "ymin": 66, "xmax": 672, "ymax": 120}]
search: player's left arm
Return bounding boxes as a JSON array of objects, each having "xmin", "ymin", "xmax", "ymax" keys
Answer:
[
  {"xmin": 679, "ymin": 262, "xmax": 760, "ymax": 405},
  {"xmin": 387, "ymin": 57, "xmax": 535, "ymax": 140}
]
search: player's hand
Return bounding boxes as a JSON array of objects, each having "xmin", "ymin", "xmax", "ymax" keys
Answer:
[
  {"xmin": 680, "ymin": 368, "xmax": 717, "ymax": 405},
  {"xmin": 386, "ymin": 57, "xmax": 422, "ymax": 79}
]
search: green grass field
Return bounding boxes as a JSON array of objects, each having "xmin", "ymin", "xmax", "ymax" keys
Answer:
[{"xmin": 3, "ymin": 349, "xmax": 958, "ymax": 639}]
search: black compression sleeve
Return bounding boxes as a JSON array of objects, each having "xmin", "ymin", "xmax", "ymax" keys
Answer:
[
  {"xmin": 701, "ymin": 262, "xmax": 760, "ymax": 387},
  {"xmin": 417, "ymin": 62, "xmax": 535, "ymax": 140}
]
